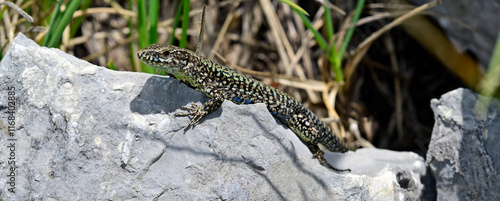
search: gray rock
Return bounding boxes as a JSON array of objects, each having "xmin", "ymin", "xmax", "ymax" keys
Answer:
[
  {"xmin": 428, "ymin": 88, "xmax": 500, "ymax": 201},
  {"xmin": 0, "ymin": 33, "xmax": 425, "ymax": 200}
]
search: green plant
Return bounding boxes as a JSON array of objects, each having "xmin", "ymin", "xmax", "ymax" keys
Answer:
[{"xmin": 291, "ymin": 0, "xmax": 365, "ymax": 84}]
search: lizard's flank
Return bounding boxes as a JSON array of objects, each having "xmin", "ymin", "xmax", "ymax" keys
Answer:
[{"xmin": 137, "ymin": 44, "xmax": 350, "ymax": 172}]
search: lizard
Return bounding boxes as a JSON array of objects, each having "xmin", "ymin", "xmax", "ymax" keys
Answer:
[{"xmin": 137, "ymin": 44, "xmax": 351, "ymax": 172}]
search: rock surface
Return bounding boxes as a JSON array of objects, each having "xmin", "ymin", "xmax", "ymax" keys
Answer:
[
  {"xmin": 428, "ymin": 88, "xmax": 500, "ymax": 201},
  {"xmin": 0, "ymin": 33, "xmax": 425, "ymax": 200}
]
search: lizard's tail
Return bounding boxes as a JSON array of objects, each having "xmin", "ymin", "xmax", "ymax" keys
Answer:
[{"xmin": 320, "ymin": 132, "xmax": 351, "ymax": 153}]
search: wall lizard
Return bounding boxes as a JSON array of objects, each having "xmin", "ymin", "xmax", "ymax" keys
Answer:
[{"xmin": 137, "ymin": 44, "xmax": 351, "ymax": 172}]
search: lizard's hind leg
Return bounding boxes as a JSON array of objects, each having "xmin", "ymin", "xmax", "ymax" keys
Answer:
[{"xmin": 307, "ymin": 144, "xmax": 351, "ymax": 172}]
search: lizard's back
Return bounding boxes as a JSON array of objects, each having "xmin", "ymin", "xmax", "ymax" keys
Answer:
[{"xmin": 198, "ymin": 57, "xmax": 349, "ymax": 153}]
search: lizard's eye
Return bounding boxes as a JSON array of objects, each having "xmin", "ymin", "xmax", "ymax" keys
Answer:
[{"xmin": 161, "ymin": 51, "xmax": 170, "ymax": 57}]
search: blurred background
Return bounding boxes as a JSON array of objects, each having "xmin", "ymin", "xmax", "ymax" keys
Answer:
[{"xmin": 1, "ymin": 0, "xmax": 499, "ymax": 156}]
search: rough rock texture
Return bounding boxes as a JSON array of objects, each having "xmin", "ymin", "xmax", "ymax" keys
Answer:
[
  {"xmin": 412, "ymin": 0, "xmax": 500, "ymax": 67},
  {"xmin": 428, "ymin": 88, "xmax": 500, "ymax": 201},
  {"xmin": 0, "ymin": 33, "xmax": 425, "ymax": 200}
]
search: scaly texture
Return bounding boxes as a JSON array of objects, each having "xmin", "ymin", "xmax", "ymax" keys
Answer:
[{"xmin": 137, "ymin": 44, "xmax": 350, "ymax": 172}]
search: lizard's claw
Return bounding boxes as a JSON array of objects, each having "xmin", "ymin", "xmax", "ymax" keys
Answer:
[
  {"xmin": 309, "ymin": 145, "xmax": 351, "ymax": 172},
  {"xmin": 175, "ymin": 103, "xmax": 207, "ymax": 131},
  {"xmin": 176, "ymin": 103, "xmax": 201, "ymax": 115}
]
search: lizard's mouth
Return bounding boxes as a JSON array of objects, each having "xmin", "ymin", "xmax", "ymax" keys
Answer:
[
  {"xmin": 137, "ymin": 50, "xmax": 174, "ymax": 70},
  {"xmin": 137, "ymin": 53, "xmax": 180, "ymax": 74},
  {"xmin": 137, "ymin": 50, "xmax": 161, "ymax": 67}
]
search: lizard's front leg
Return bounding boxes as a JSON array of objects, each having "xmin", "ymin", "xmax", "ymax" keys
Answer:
[{"xmin": 176, "ymin": 90, "xmax": 224, "ymax": 131}]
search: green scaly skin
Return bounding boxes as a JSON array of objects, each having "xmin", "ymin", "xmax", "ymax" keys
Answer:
[{"xmin": 137, "ymin": 44, "xmax": 350, "ymax": 172}]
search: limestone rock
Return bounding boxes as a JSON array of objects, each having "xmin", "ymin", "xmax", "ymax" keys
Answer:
[{"xmin": 428, "ymin": 88, "xmax": 500, "ymax": 201}]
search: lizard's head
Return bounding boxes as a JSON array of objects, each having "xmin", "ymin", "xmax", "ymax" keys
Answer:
[{"xmin": 137, "ymin": 44, "xmax": 200, "ymax": 83}]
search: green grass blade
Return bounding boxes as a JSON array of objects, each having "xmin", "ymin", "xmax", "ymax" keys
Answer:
[
  {"xmin": 0, "ymin": 6, "xmax": 6, "ymax": 22},
  {"xmin": 0, "ymin": 6, "xmax": 6, "ymax": 59},
  {"xmin": 279, "ymin": 0, "xmax": 308, "ymax": 16},
  {"xmin": 42, "ymin": 0, "xmax": 63, "ymax": 46},
  {"xmin": 0, "ymin": 5, "xmax": 6, "ymax": 19},
  {"xmin": 296, "ymin": 11, "xmax": 327, "ymax": 51},
  {"xmin": 324, "ymin": 5, "xmax": 334, "ymax": 42},
  {"xmin": 479, "ymin": 32, "xmax": 500, "ymax": 98},
  {"xmin": 169, "ymin": 1, "xmax": 184, "ymax": 45},
  {"xmin": 128, "ymin": 0, "xmax": 137, "ymax": 72},
  {"xmin": 108, "ymin": 60, "xmax": 117, "ymax": 70},
  {"xmin": 137, "ymin": 0, "xmax": 155, "ymax": 73},
  {"xmin": 323, "ymin": 5, "xmax": 343, "ymax": 82},
  {"xmin": 179, "ymin": 0, "xmax": 190, "ymax": 48},
  {"xmin": 137, "ymin": 0, "xmax": 148, "ymax": 48},
  {"xmin": 476, "ymin": 32, "xmax": 500, "ymax": 114},
  {"xmin": 295, "ymin": 10, "xmax": 344, "ymax": 82},
  {"xmin": 329, "ymin": 49, "xmax": 342, "ymax": 82},
  {"xmin": 69, "ymin": 0, "xmax": 91, "ymax": 38},
  {"xmin": 46, "ymin": 0, "xmax": 82, "ymax": 47},
  {"xmin": 337, "ymin": 0, "xmax": 365, "ymax": 66},
  {"xmin": 148, "ymin": 0, "xmax": 159, "ymax": 44}
]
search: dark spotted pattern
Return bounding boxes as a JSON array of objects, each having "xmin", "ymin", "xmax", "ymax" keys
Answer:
[{"xmin": 138, "ymin": 44, "xmax": 350, "ymax": 172}]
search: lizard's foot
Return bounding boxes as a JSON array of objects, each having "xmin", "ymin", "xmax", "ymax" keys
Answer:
[
  {"xmin": 176, "ymin": 103, "xmax": 201, "ymax": 116},
  {"xmin": 175, "ymin": 103, "xmax": 207, "ymax": 131},
  {"xmin": 309, "ymin": 145, "xmax": 351, "ymax": 172}
]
